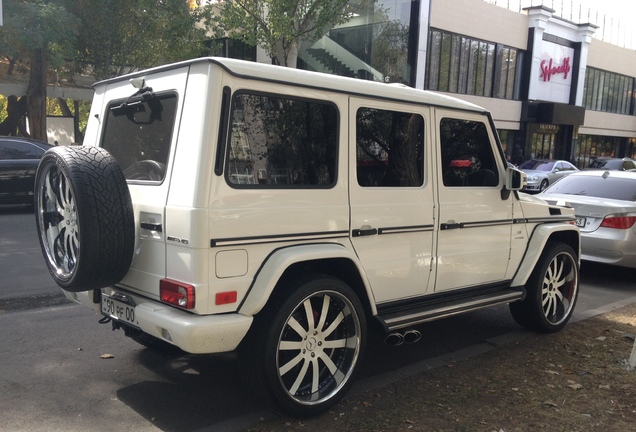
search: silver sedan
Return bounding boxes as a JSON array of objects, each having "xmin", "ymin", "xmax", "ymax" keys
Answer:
[
  {"xmin": 540, "ymin": 170, "xmax": 636, "ymax": 268},
  {"xmin": 520, "ymin": 159, "xmax": 579, "ymax": 192}
]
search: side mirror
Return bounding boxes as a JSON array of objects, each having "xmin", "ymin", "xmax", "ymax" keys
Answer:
[{"xmin": 505, "ymin": 166, "xmax": 526, "ymax": 191}]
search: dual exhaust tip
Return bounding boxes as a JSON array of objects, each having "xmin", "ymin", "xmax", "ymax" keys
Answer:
[{"xmin": 384, "ymin": 329, "xmax": 421, "ymax": 346}]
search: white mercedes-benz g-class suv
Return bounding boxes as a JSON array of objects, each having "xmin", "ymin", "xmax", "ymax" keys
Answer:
[{"xmin": 35, "ymin": 57, "xmax": 580, "ymax": 416}]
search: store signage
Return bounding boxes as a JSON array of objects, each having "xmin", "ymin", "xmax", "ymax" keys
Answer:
[{"xmin": 540, "ymin": 57, "xmax": 571, "ymax": 81}]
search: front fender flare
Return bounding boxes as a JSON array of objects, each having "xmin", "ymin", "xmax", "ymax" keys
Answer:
[{"xmin": 511, "ymin": 223, "xmax": 580, "ymax": 287}]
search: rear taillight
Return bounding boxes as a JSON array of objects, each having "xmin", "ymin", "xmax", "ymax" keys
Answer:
[
  {"xmin": 160, "ymin": 278, "xmax": 195, "ymax": 309},
  {"xmin": 600, "ymin": 215, "xmax": 636, "ymax": 230}
]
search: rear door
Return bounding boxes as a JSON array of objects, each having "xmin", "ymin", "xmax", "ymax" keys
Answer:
[
  {"xmin": 433, "ymin": 110, "xmax": 513, "ymax": 291},
  {"xmin": 97, "ymin": 67, "xmax": 190, "ymax": 296},
  {"xmin": 349, "ymin": 98, "xmax": 435, "ymax": 303}
]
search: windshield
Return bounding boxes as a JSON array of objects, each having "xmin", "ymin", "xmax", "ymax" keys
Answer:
[
  {"xmin": 520, "ymin": 160, "xmax": 554, "ymax": 171},
  {"xmin": 101, "ymin": 92, "xmax": 177, "ymax": 182},
  {"xmin": 543, "ymin": 176, "xmax": 636, "ymax": 201}
]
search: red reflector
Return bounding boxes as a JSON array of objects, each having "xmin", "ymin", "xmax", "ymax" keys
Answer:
[
  {"xmin": 160, "ymin": 279, "xmax": 195, "ymax": 309},
  {"xmin": 600, "ymin": 215, "xmax": 636, "ymax": 229},
  {"xmin": 216, "ymin": 291, "xmax": 238, "ymax": 305}
]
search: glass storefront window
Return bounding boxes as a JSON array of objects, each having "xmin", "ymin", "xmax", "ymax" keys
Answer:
[
  {"xmin": 583, "ymin": 67, "xmax": 635, "ymax": 115},
  {"xmin": 574, "ymin": 135, "xmax": 623, "ymax": 168},
  {"xmin": 426, "ymin": 29, "xmax": 521, "ymax": 100}
]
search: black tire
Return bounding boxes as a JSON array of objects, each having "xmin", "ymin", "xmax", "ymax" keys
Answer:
[
  {"xmin": 34, "ymin": 146, "xmax": 135, "ymax": 292},
  {"xmin": 510, "ymin": 241, "xmax": 579, "ymax": 333},
  {"xmin": 539, "ymin": 179, "xmax": 549, "ymax": 191},
  {"xmin": 240, "ymin": 274, "xmax": 366, "ymax": 417}
]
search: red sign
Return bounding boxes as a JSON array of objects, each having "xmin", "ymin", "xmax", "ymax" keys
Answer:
[{"xmin": 540, "ymin": 57, "xmax": 571, "ymax": 81}]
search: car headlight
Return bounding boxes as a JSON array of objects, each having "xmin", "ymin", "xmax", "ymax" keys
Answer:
[{"xmin": 528, "ymin": 175, "xmax": 538, "ymax": 181}]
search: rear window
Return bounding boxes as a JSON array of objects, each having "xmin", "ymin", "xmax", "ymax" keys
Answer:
[
  {"xmin": 520, "ymin": 160, "xmax": 554, "ymax": 171},
  {"xmin": 544, "ymin": 175, "xmax": 636, "ymax": 201},
  {"xmin": 588, "ymin": 159, "xmax": 619, "ymax": 169},
  {"xmin": 101, "ymin": 92, "xmax": 178, "ymax": 182}
]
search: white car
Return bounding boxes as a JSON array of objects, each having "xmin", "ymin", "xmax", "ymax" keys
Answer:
[
  {"xmin": 520, "ymin": 159, "xmax": 579, "ymax": 192},
  {"xmin": 33, "ymin": 57, "xmax": 580, "ymax": 416},
  {"xmin": 541, "ymin": 170, "xmax": 636, "ymax": 268}
]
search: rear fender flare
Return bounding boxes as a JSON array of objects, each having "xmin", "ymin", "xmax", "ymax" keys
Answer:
[{"xmin": 238, "ymin": 243, "xmax": 376, "ymax": 317}]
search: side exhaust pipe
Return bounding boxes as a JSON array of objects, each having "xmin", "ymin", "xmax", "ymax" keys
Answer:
[
  {"xmin": 385, "ymin": 329, "xmax": 422, "ymax": 346},
  {"xmin": 384, "ymin": 332, "xmax": 404, "ymax": 347},
  {"xmin": 403, "ymin": 329, "xmax": 421, "ymax": 344}
]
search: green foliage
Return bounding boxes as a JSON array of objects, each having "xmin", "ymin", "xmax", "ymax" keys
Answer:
[
  {"xmin": 65, "ymin": 0, "xmax": 218, "ymax": 79},
  {"xmin": 218, "ymin": 0, "xmax": 362, "ymax": 66},
  {"xmin": 0, "ymin": 0, "xmax": 78, "ymax": 69}
]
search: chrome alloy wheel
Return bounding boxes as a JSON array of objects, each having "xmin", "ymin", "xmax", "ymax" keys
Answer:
[
  {"xmin": 37, "ymin": 162, "xmax": 79, "ymax": 282},
  {"xmin": 275, "ymin": 290, "xmax": 362, "ymax": 406},
  {"xmin": 541, "ymin": 250, "xmax": 577, "ymax": 326}
]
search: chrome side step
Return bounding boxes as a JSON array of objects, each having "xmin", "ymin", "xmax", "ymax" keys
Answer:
[{"xmin": 376, "ymin": 288, "xmax": 525, "ymax": 332}]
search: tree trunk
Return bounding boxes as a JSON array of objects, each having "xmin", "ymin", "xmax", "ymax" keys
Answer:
[
  {"xmin": 74, "ymin": 100, "xmax": 84, "ymax": 144},
  {"xmin": 56, "ymin": 97, "xmax": 73, "ymax": 117},
  {"xmin": 26, "ymin": 48, "xmax": 48, "ymax": 141},
  {"xmin": 275, "ymin": 39, "xmax": 299, "ymax": 68}
]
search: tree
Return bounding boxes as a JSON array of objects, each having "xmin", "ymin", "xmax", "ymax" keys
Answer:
[
  {"xmin": 217, "ymin": 0, "xmax": 363, "ymax": 67},
  {"xmin": 66, "ymin": 0, "xmax": 217, "ymax": 80},
  {"xmin": 0, "ymin": 0, "xmax": 78, "ymax": 140}
]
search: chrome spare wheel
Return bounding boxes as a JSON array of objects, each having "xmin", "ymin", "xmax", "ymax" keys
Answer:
[
  {"xmin": 38, "ymin": 159, "xmax": 79, "ymax": 282},
  {"xmin": 34, "ymin": 146, "xmax": 135, "ymax": 292}
]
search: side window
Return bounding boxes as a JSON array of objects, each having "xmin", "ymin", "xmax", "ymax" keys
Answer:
[
  {"xmin": 356, "ymin": 108, "xmax": 424, "ymax": 187},
  {"xmin": 440, "ymin": 118, "xmax": 498, "ymax": 187},
  {"xmin": 227, "ymin": 92, "xmax": 338, "ymax": 187},
  {"xmin": 0, "ymin": 142, "xmax": 42, "ymax": 160}
]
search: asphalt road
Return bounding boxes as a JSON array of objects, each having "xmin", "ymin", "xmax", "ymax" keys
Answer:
[{"xmin": 1, "ymin": 204, "xmax": 636, "ymax": 431}]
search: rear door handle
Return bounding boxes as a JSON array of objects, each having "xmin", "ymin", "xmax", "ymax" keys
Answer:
[
  {"xmin": 440, "ymin": 221, "xmax": 463, "ymax": 230},
  {"xmin": 352, "ymin": 226, "xmax": 378, "ymax": 237}
]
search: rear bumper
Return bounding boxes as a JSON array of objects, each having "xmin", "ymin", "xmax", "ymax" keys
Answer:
[
  {"xmin": 580, "ymin": 229, "xmax": 636, "ymax": 269},
  {"xmin": 62, "ymin": 289, "xmax": 253, "ymax": 354}
]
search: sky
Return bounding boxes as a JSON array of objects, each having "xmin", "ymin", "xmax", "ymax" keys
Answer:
[{"xmin": 488, "ymin": 0, "xmax": 636, "ymax": 49}]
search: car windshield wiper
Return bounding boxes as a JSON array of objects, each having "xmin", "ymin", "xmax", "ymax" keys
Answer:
[{"xmin": 110, "ymin": 86, "xmax": 163, "ymax": 124}]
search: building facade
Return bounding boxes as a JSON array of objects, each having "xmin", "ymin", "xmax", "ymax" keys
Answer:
[{"xmin": 229, "ymin": 0, "xmax": 636, "ymax": 168}]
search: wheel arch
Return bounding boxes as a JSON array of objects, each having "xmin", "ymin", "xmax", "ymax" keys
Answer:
[
  {"xmin": 238, "ymin": 243, "xmax": 377, "ymax": 318},
  {"xmin": 511, "ymin": 223, "xmax": 580, "ymax": 287}
]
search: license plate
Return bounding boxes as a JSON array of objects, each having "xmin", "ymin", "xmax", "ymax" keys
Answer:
[
  {"xmin": 101, "ymin": 294, "xmax": 139, "ymax": 327},
  {"xmin": 574, "ymin": 217, "xmax": 586, "ymax": 228}
]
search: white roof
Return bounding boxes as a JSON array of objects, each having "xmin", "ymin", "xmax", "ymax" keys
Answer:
[{"xmin": 95, "ymin": 57, "xmax": 487, "ymax": 114}]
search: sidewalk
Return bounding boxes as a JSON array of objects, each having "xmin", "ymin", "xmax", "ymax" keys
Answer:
[{"xmin": 247, "ymin": 302, "xmax": 636, "ymax": 432}]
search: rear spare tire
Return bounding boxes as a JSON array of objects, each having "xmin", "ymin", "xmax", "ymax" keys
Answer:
[{"xmin": 34, "ymin": 146, "xmax": 135, "ymax": 292}]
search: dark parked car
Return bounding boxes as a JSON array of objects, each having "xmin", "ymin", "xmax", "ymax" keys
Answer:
[
  {"xmin": 586, "ymin": 157, "xmax": 636, "ymax": 171},
  {"xmin": 0, "ymin": 137, "xmax": 54, "ymax": 204}
]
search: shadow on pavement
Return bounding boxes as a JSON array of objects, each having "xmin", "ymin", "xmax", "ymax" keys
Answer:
[{"xmin": 116, "ymin": 349, "xmax": 271, "ymax": 431}]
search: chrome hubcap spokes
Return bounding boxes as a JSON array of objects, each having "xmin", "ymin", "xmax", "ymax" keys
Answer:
[
  {"xmin": 541, "ymin": 252, "xmax": 577, "ymax": 325},
  {"xmin": 38, "ymin": 165, "xmax": 79, "ymax": 280},
  {"xmin": 277, "ymin": 291, "xmax": 361, "ymax": 405}
]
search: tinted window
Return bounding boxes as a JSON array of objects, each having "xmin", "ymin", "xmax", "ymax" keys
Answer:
[
  {"xmin": 0, "ymin": 141, "xmax": 44, "ymax": 160},
  {"xmin": 544, "ymin": 176, "xmax": 636, "ymax": 201},
  {"xmin": 227, "ymin": 93, "xmax": 338, "ymax": 187},
  {"xmin": 102, "ymin": 93, "xmax": 177, "ymax": 182},
  {"xmin": 440, "ymin": 118, "xmax": 498, "ymax": 187},
  {"xmin": 356, "ymin": 108, "xmax": 424, "ymax": 187},
  {"xmin": 520, "ymin": 160, "xmax": 554, "ymax": 171}
]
